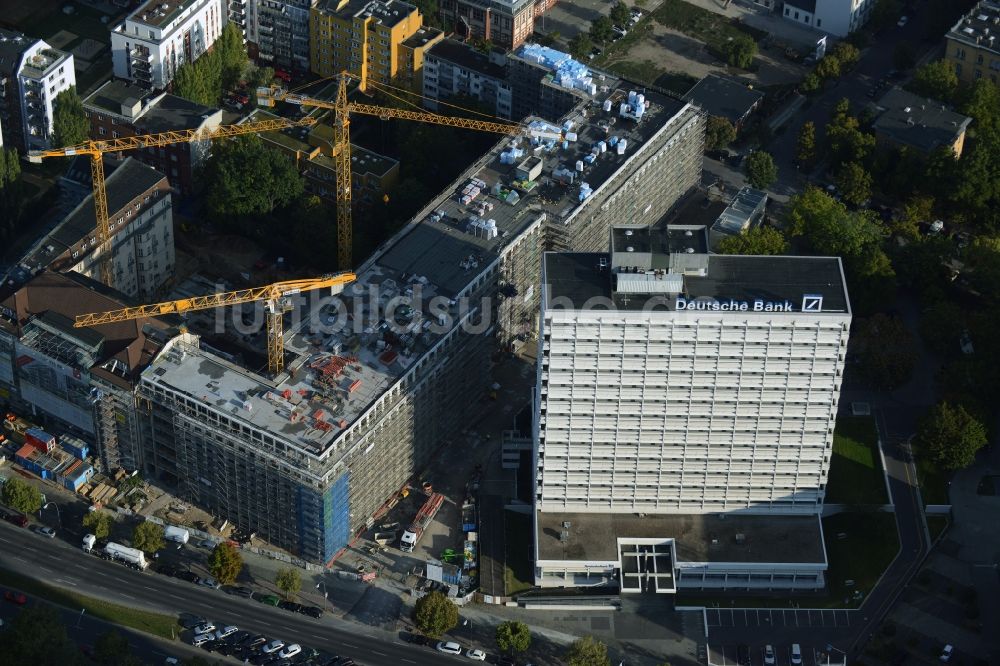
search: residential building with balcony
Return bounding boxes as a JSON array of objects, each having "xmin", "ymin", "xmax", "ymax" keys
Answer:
[
  {"xmin": 423, "ymin": 38, "xmax": 512, "ymax": 118},
  {"xmin": 252, "ymin": 0, "xmax": 317, "ymax": 72},
  {"xmin": 111, "ymin": 0, "xmax": 226, "ymax": 90},
  {"xmin": 0, "ymin": 29, "xmax": 76, "ymax": 152},
  {"xmin": 228, "ymin": 0, "xmax": 250, "ymax": 45},
  {"xmin": 396, "ymin": 26, "xmax": 444, "ymax": 92},
  {"xmin": 309, "ymin": 0, "xmax": 428, "ymax": 88},
  {"xmin": 82, "ymin": 80, "xmax": 224, "ymax": 195},
  {"xmin": 438, "ymin": 0, "xmax": 555, "ymax": 51},
  {"xmin": 945, "ymin": 1, "xmax": 1000, "ymax": 84}
]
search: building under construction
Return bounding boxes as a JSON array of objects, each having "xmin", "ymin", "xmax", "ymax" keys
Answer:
[{"xmin": 136, "ymin": 73, "xmax": 706, "ymax": 563}]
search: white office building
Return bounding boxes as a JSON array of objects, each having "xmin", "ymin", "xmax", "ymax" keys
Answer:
[
  {"xmin": 781, "ymin": 0, "xmax": 874, "ymax": 37},
  {"xmin": 111, "ymin": 0, "xmax": 226, "ymax": 89},
  {"xmin": 533, "ymin": 227, "xmax": 851, "ymax": 591}
]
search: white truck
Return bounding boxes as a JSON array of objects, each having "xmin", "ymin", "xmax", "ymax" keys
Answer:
[
  {"xmin": 164, "ymin": 525, "xmax": 190, "ymax": 545},
  {"xmin": 104, "ymin": 542, "xmax": 148, "ymax": 570},
  {"xmin": 82, "ymin": 533, "xmax": 96, "ymax": 553}
]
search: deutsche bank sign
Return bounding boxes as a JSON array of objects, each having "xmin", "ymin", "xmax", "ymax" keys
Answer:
[{"xmin": 674, "ymin": 295, "xmax": 824, "ymax": 313}]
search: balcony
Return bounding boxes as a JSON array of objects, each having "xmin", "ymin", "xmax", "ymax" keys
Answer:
[{"xmin": 130, "ymin": 49, "xmax": 153, "ymax": 63}]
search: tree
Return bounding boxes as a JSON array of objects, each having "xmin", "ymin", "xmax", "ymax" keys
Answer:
[
  {"xmin": 1, "ymin": 477, "xmax": 43, "ymax": 514},
  {"xmin": 723, "ymin": 35, "xmax": 757, "ymax": 69},
  {"xmin": 93, "ymin": 630, "xmax": 136, "ymax": 665},
  {"xmin": 495, "ymin": 620, "xmax": 531, "ymax": 654},
  {"xmin": 172, "ymin": 61, "xmax": 216, "ymax": 107},
  {"xmin": 797, "ymin": 121, "xmax": 816, "ymax": 165},
  {"xmin": 275, "ymin": 567, "xmax": 301, "ymax": 600},
  {"xmin": 610, "ymin": 2, "xmax": 630, "ymax": 27},
  {"xmin": 0, "ymin": 605, "xmax": 80, "ymax": 664},
  {"xmin": 836, "ymin": 161, "xmax": 872, "ymax": 206},
  {"xmin": 52, "ymin": 87, "xmax": 89, "ymax": 148},
  {"xmin": 204, "ymin": 134, "xmax": 304, "ymax": 219},
  {"xmin": 870, "ymin": 0, "xmax": 903, "ymax": 31},
  {"xmin": 826, "ymin": 100, "xmax": 875, "ymax": 167},
  {"xmin": 0, "ymin": 147, "xmax": 24, "ymax": 241},
  {"xmin": 705, "ymin": 116, "xmax": 736, "ymax": 151},
  {"xmin": 915, "ymin": 402, "xmax": 988, "ymax": 470},
  {"xmin": 919, "ymin": 301, "xmax": 965, "ymax": 356},
  {"xmin": 247, "ymin": 64, "xmax": 275, "ymax": 90},
  {"xmin": 854, "ymin": 313, "xmax": 917, "ymax": 389},
  {"xmin": 412, "ymin": 590, "xmax": 458, "ymax": 638},
  {"xmin": 893, "ymin": 195, "xmax": 934, "ymax": 240},
  {"xmin": 208, "ymin": 543, "xmax": 243, "ymax": 585},
  {"xmin": 83, "ymin": 510, "xmax": 113, "ymax": 540},
  {"xmin": 830, "ymin": 42, "xmax": 860, "ymax": 70},
  {"xmin": 800, "ymin": 72, "xmax": 821, "ymax": 94},
  {"xmin": 815, "ymin": 55, "xmax": 841, "ymax": 80},
  {"xmin": 589, "ymin": 16, "xmax": 615, "ymax": 44},
  {"xmin": 132, "ymin": 521, "xmax": 165, "ymax": 554},
  {"xmin": 893, "ymin": 41, "xmax": 916, "ymax": 70},
  {"xmin": 565, "ymin": 636, "xmax": 610, "ymax": 666},
  {"xmin": 963, "ymin": 236, "xmax": 1000, "ymax": 298},
  {"xmin": 717, "ymin": 226, "xmax": 789, "ymax": 255},
  {"xmin": 568, "ymin": 33, "xmax": 594, "ymax": 60},
  {"xmin": 745, "ymin": 150, "xmax": 777, "ymax": 189},
  {"xmin": 215, "ymin": 23, "xmax": 249, "ymax": 92},
  {"xmin": 911, "ymin": 60, "xmax": 958, "ymax": 102}
]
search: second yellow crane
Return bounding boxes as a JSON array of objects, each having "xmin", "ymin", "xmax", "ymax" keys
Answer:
[{"xmin": 74, "ymin": 272, "xmax": 357, "ymax": 377}]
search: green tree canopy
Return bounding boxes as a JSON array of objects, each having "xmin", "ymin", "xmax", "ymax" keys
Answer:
[
  {"xmin": 590, "ymin": 16, "xmax": 615, "ymax": 43},
  {"xmin": 963, "ymin": 236, "xmax": 1000, "ymax": 299},
  {"xmin": 723, "ymin": 35, "xmax": 757, "ymax": 69},
  {"xmin": 52, "ymin": 87, "xmax": 89, "ymax": 148},
  {"xmin": 275, "ymin": 567, "xmax": 301, "ymax": 600},
  {"xmin": 565, "ymin": 636, "xmax": 611, "ymax": 666},
  {"xmin": 786, "ymin": 187, "xmax": 886, "ymax": 257},
  {"xmin": 132, "ymin": 521, "xmax": 165, "ymax": 554},
  {"xmin": 893, "ymin": 195, "xmax": 934, "ymax": 240},
  {"xmin": 830, "ymin": 42, "xmax": 860, "ymax": 69},
  {"xmin": 919, "ymin": 301, "xmax": 966, "ymax": 356},
  {"xmin": 910, "ymin": 60, "xmax": 958, "ymax": 102},
  {"xmin": 204, "ymin": 134, "xmax": 304, "ymax": 219},
  {"xmin": 826, "ymin": 99, "xmax": 875, "ymax": 167},
  {"xmin": 83, "ymin": 510, "xmax": 114, "ymax": 540},
  {"xmin": 495, "ymin": 620, "xmax": 531, "ymax": 654},
  {"xmin": 870, "ymin": 0, "xmax": 903, "ymax": 30},
  {"xmin": 0, "ymin": 605, "xmax": 80, "ymax": 664},
  {"xmin": 215, "ymin": 23, "xmax": 249, "ymax": 92},
  {"xmin": 745, "ymin": 150, "xmax": 777, "ymax": 189},
  {"xmin": 797, "ymin": 121, "xmax": 816, "ymax": 165},
  {"xmin": 705, "ymin": 116, "xmax": 736, "ymax": 151},
  {"xmin": 800, "ymin": 72, "xmax": 821, "ymax": 94},
  {"xmin": 173, "ymin": 61, "xmax": 216, "ymax": 107},
  {"xmin": 916, "ymin": 402, "xmax": 988, "ymax": 470},
  {"xmin": 209, "ymin": 543, "xmax": 244, "ymax": 585},
  {"xmin": 815, "ymin": 55, "xmax": 841, "ymax": 80},
  {"xmin": 93, "ymin": 630, "xmax": 134, "ymax": 665},
  {"xmin": 836, "ymin": 161, "xmax": 872, "ymax": 207},
  {"xmin": 854, "ymin": 313, "xmax": 917, "ymax": 390},
  {"xmin": 717, "ymin": 226, "xmax": 788, "ymax": 255},
  {"xmin": 960, "ymin": 79, "xmax": 1000, "ymax": 134},
  {"xmin": 1, "ymin": 477, "xmax": 43, "ymax": 514},
  {"xmin": 412, "ymin": 590, "xmax": 458, "ymax": 638},
  {"xmin": 568, "ymin": 33, "xmax": 594, "ymax": 60},
  {"xmin": 610, "ymin": 2, "xmax": 631, "ymax": 26},
  {"xmin": 247, "ymin": 64, "xmax": 276, "ymax": 90},
  {"xmin": 1, "ymin": 147, "xmax": 25, "ymax": 242}
]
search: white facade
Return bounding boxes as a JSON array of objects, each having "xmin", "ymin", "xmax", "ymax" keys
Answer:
[
  {"xmin": 423, "ymin": 52, "xmax": 513, "ymax": 119},
  {"xmin": 111, "ymin": 0, "xmax": 226, "ymax": 89},
  {"xmin": 16, "ymin": 41, "xmax": 76, "ymax": 151},
  {"xmin": 782, "ymin": 0, "xmax": 874, "ymax": 36}
]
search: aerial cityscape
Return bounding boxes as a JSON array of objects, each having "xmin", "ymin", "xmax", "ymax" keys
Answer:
[{"xmin": 0, "ymin": 0, "xmax": 997, "ymax": 664}]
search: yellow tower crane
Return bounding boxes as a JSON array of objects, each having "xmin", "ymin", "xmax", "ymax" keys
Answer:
[
  {"xmin": 27, "ymin": 116, "xmax": 320, "ymax": 287},
  {"xmin": 257, "ymin": 72, "xmax": 527, "ymax": 270},
  {"xmin": 74, "ymin": 272, "xmax": 357, "ymax": 377}
]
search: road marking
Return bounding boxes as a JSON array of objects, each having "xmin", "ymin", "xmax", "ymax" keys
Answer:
[
  {"xmin": 38, "ymin": 566, "xmax": 52, "ymax": 573},
  {"xmin": 401, "ymin": 660, "xmax": 416, "ymax": 664},
  {"xmin": 371, "ymin": 650, "xmax": 387, "ymax": 656},
  {"xmin": 121, "ymin": 593, "xmax": 137, "ymax": 600},
  {"xmin": 142, "ymin": 586, "xmax": 157, "ymax": 591}
]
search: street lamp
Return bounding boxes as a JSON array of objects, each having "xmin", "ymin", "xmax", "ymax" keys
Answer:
[
  {"xmin": 316, "ymin": 580, "xmax": 331, "ymax": 608},
  {"xmin": 39, "ymin": 501, "xmax": 62, "ymax": 528}
]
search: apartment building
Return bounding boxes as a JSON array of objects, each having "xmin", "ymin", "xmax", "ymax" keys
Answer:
[
  {"xmin": 0, "ymin": 270, "xmax": 172, "ymax": 474},
  {"xmin": 0, "ymin": 29, "xmax": 76, "ymax": 152},
  {"xmin": 396, "ymin": 26, "xmax": 445, "ymax": 92},
  {"xmin": 228, "ymin": 0, "xmax": 250, "ymax": 44},
  {"xmin": 534, "ymin": 231, "xmax": 851, "ymax": 590},
  {"xmin": 945, "ymin": 1, "xmax": 1000, "ymax": 84},
  {"xmin": 423, "ymin": 38, "xmax": 512, "ymax": 117},
  {"xmin": 111, "ymin": 0, "xmax": 226, "ymax": 89},
  {"xmin": 781, "ymin": 0, "xmax": 874, "ymax": 36},
  {"xmin": 438, "ymin": 0, "xmax": 555, "ymax": 51},
  {"xmin": 253, "ymin": 0, "xmax": 318, "ymax": 72},
  {"xmin": 872, "ymin": 87, "xmax": 972, "ymax": 157},
  {"xmin": 309, "ymin": 0, "xmax": 429, "ymax": 88},
  {"xmin": 134, "ymin": 77, "xmax": 705, "ymax": 564},
  {"xmin": 83, "ymin": 80, "xmax": 223, "ymax": 195},
  {"xmin": 14, "ymin": 158, "xmax": 176, "ymax": 301}
]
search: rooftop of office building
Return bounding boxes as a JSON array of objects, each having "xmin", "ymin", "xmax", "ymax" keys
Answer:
[
  {"xmin": 543, "ymin": 249, "xmax": 850, "ymax": 314},
  {"xmin": 947, "ymin": 1, "xmax": 1000, "ymax": 55},
  {"xmin": 142, "ymin": 77, "xmax": 693, "ymax": 456},
  {"xmin": 535, "ymin": 511, "xmax": 826, "ymax": 564}
]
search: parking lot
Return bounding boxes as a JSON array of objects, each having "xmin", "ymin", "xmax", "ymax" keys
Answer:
[
  {"xmin": 708, "ymin": 643, "xmax": 846, "ymax": 666},
  {"xmin": 706, "ymin": 607, "xmax": 854, "ymax": 630}
]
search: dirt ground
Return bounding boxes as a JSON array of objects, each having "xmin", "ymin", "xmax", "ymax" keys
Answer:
[{"xmin": 607, "ymin": 21, "xmax": 808, "ymax": 87}]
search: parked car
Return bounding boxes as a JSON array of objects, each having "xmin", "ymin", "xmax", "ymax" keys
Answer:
[
  {"xmin": 261, "ymin": 639, "xmax": 285, "ymax": 654},
  {"xmin": 897, "ymin": 15, "xmax": 909, "ymax": 27},
  {"xmin": 257, "ymin": 594, "xmax": 281, "ymax": 606},
  {"xmin": 193, "ymin": 622, "xmax": 216, "ymax": 635},
  {"xmin": 196, "ymin": 539, "xmax": 214, "ymax": 549},
  {"xmin": 156, "ymin": 564, "xmax": 181, "ymax": 577},
  {"xmin": 279, "ymin": 600, "xmax": 304, "ymax": 613},
  {"xmin": 214, "ymin": 625, "xmax": 238, "ymax": 640},
  {"xmin": 300, "ymin": 605, "xmax": 324, "ymax": 618},
  {"xmin": 3, "ymin": 512, "xmax": 28, "ymax": 527},
  {"xmin": 279, "ymin": 644, "xmax": 302, "ymax": 659},
  {"xmin": 939, "ymin": 645, "xmax": 954, "ymax": 662},
  {"xmin": 242, "ymin": 635, "xmax": 268, "ymax": 649},
  {"xmin": 231, "ymin": 586, "xmax": 254, "ymax": 598},
  {"xmin": 466, "ymin": 648, "xmax": 487, "ymax": 661},
  {"xmin": 4, "ymin": 590, "xmax": 27, "ymax": 605},
  {"xmin": 36, "ymin": 526, "xmax": 56, "ymax": 538},
  {"xmin": 191, "ymin": 633, "xmax": 214, "ymax": 648},
  {"xmin": 437, "ymin": 641, "xmax": 463, "ymax": 655},
  {"xmin": 177, "ymin": 571, "xmax": 200, "ymax": 583},
  {"xmin": 791, "ymin": 643, "xmax": 803, "ymax": 665},
  {"xmin": 180, "ymin": 616, "xmax": 207, "ymax": 630},
  {"xmin": 763, "ymin": 644, "xmax": 776, "ymax": 665},
  {"xmin": 403, "ymin": 632, "xmax": 429, "ymax": 645},
  {"xmin": 197, "ymin": 577, "xmax": 220, "ymax": 589}
]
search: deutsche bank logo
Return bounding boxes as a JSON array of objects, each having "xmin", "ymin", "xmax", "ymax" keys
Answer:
[{"xmin": 801, "ymin": 294, "xmax": 824, "ymax": 312}]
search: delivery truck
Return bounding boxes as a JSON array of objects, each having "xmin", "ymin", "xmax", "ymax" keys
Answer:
[
  {"xmin": 399, "ymin": 492, "xmax": 444, "ymax": 553},
  {"xmin": 164, "ymin": 525, "xmax": 190, "ymax": 544}
]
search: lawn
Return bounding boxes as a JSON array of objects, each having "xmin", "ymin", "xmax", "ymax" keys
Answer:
[
  {"xmin": 504, "ymin": 510, "xmax": 534, "ymax": 596},
  {"xmin": 652, "ymin": 0, "xmax": 761, "ymax": 53},
  {"xmin": 826, "ymin": 416, "xmax": 888, "ymax": 505},
  {"xmin": 605, "ymin": 59, "xmax": 665, "ymax": 87},
  {"xmin": 915, "ymin": 454, "xmax": 951, "ymax": 506},
  {"xmin": 0, "ymin": 567, "xmax": 179, "ymax": 639}
]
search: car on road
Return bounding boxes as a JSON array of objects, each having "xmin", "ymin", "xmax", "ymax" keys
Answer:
[
  {"xmin": 197, "ymin": 576, "xmax": 220, "ymax": 589},
  {"xmin": 279, "ymin": 643, "xmax": 302, "ymax": 659},
  {"xmin": 940, "ymin": 645, "xmax": 954, "ymax": 662},
  {"xmin": 437, "ymin": 641, "xmax": 463, "ymax": 655},
  {"xmin": 4, "ymin": 590, "xmax": 27, "ymax": 605},
  {"xmin": 763, "ymin": 645, "xmax": 776, "ymax": 665},
  {"xmin": 791, "ymin": 643, "xmax": 803, "ymax": 665},
  {"xmin": 36, "ymin": 526, "xmax": 56, "ymax": 538},
  {"xmin": 193, "ymin": 622, "xmax": 216, "ymax": 635},
  {"xmin": 466, "ymin": 648, "xmax": 487, "ymax": 660},
  {"xmin": 214, "ymin": 625, "xmax": 238, "ymax": 640},
  {"xmin": 300, "ymin": 605, "xmax": 324, "ymax": 618},
  {"xmin": 261, "ymin": 640, "xmax": 285, "ymax": 654},
  {"xmin": 191, "ymin": 633, "xmax": 214, "ymax": 648}
]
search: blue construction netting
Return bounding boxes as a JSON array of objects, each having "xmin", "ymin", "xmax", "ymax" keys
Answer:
[{"xmin": 322, "ymin": 472, "xmax": 351, "ymax": 562}]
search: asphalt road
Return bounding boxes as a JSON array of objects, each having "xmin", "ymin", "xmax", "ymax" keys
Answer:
[{"xmin": 0, "ymin": 522, "xmax": 455, "ymax": 666}]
